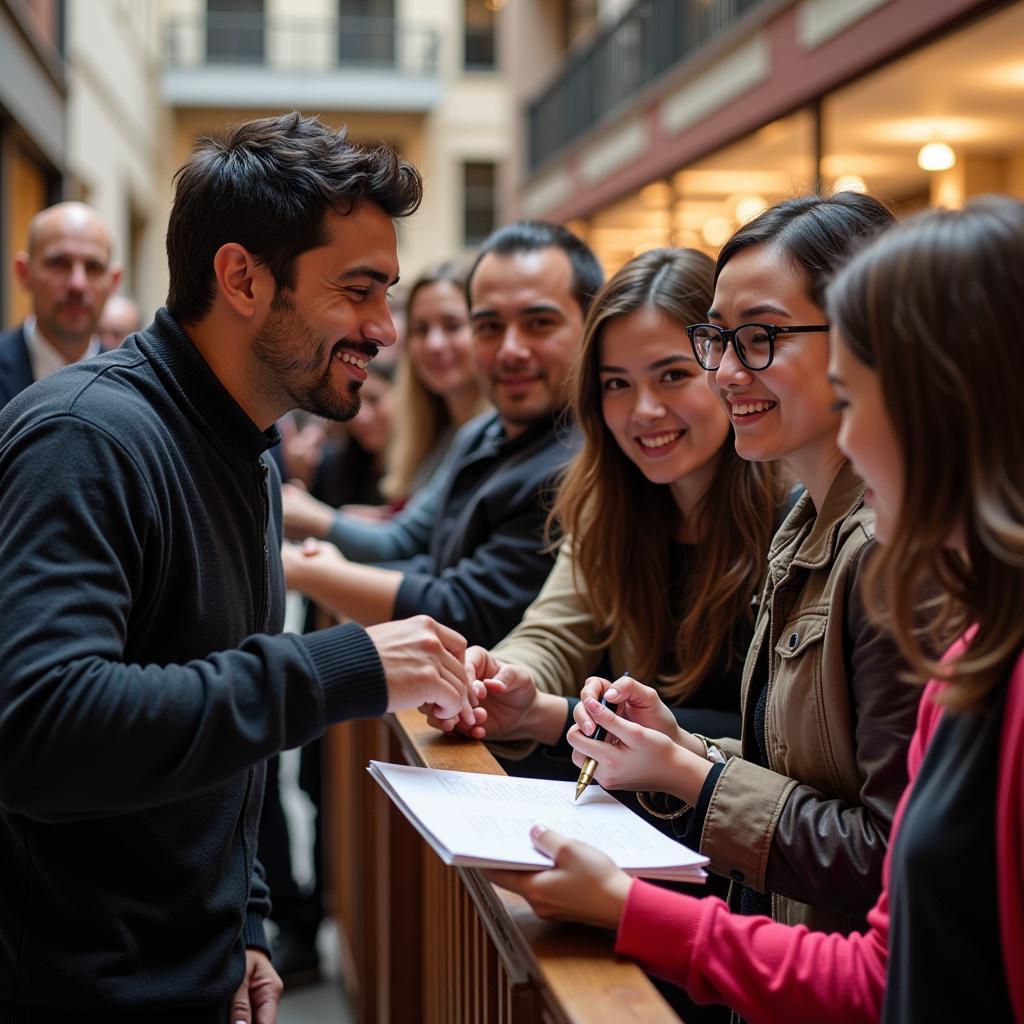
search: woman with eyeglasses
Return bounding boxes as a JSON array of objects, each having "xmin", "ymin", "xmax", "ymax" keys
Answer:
[
  {"xmin": 488, "ymin": 193, "xmax": 920, "ymax": 947},
  {"xmin": 483, "ymin": 196, "xmax": 1024, "ymax": 1024}
]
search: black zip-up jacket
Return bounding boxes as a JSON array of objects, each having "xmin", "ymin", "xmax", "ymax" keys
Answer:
[
  {"xmin": 0, "ymin": 309, "xmax": 387, "ymax": 1020},
  {"xmin": 386, "ymin": 411, "xmax": 578, "ymax": 648}
]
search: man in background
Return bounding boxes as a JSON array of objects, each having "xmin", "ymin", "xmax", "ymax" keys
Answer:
[
  {"xmin": 0, "ymin": 201, "xmax": 120, "ymax": 408},
  {"xmin": 97, "ymin": 291, "xmax": 143, "ymax": 349}
]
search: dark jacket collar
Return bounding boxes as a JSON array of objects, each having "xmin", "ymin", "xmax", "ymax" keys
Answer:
[
  {"xmin": 136, "ymin": 308, "xmax": 280, "ymax": 463},
  {"xmin": 485, "ymin": 408, "xmax": 566, "ymax": 455},
  {"xmin": 0, "ymin": 325, "xmax": 34, "ymax": 404}
]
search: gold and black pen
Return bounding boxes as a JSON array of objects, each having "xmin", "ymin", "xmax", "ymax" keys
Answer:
[{"xmin": 573, "ymin": 673, "xmax": 626, "ymax": 801}]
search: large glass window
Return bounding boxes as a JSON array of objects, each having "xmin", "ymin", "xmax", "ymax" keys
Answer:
[
  {"xmin": 339, "ymin": 0, "xmax": 395, "ymax": 66},
  {"xmin": 206, "ymin": 0, "xmax": 264, "ymax": 64},
  {"xmin": 464, "ymin": 0, "xmax": 496, "ymax": 70},
  {"xmin": 463, "ymin": 161, "xmax": 497, "ymax": 247},
  {"xmin": 821, "ymin": 2, "xmax": 1024, "ymax": 211},
  {"xmin": 583, "ymin": 109, "xmax": 815, "ymax": 273}
]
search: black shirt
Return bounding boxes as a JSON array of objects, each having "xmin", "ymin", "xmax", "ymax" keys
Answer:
[{"xmin": 882, "ymin": 682, "xmax": 1013, "ymax": 1023}]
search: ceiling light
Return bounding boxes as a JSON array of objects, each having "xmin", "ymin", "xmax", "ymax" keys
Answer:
[
  {"xmin": 831, "ymin": 175, "xmax": 867, "ymax": 195},
  {"xmin": 917, "ymin": 142, "xmax": 956, "ymax": 172},
  {"xmin": 701, "ymin": 217, "xmax": 732, "ymax": 248},
  {"xmin": 734, "ymin": 194, "xmax": 767, "ymax": 223}
]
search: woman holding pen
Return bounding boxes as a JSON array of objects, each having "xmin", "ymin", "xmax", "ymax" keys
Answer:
[
  {"xmin": 433, "ymin": 245, "xmax": 786, "ymax": 763},
  {"xmin": 468, "ymin": 193, "xmax": 918, "ymax": 947},
  {"xmin": 486, "ymin": 195, "xmax": 1024, "ymax": 1024}
]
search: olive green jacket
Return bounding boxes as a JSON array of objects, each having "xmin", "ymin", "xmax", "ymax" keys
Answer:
[{"xmin": 701, "ymin": 460, "xmax": 920, "ymax": 935}]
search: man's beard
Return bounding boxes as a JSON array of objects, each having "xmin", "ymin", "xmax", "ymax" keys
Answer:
[{"xmin": 252, "ymin": 298, "xmax": 361, "ymax": 423}]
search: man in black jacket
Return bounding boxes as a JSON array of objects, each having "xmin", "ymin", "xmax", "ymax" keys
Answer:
[
  {"xmin": 280, "ymin": 221, "xmax": 603, "ymax": 648},
  {"xmin": 0, "ymin": 114, "xmax": 472, "ymax": 1022}
]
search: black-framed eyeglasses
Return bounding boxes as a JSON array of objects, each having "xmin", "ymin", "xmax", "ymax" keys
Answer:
[{"xmin": 686, "ymin": 323, "xmax": 830, "ymax": 371}]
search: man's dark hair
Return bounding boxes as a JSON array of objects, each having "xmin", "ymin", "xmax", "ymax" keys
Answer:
[
  {"xmin": 465, "ymin": 220, "xmax": 604, "ymax": 316},
  {"xmin": 166, "ymin": 112, "xmax": 423, "ymax": 324}
]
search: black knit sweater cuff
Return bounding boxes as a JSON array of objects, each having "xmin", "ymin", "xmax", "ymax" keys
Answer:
[
  {"xmin": 301, "ymin": 622, "xmax": 388, "ymax": 725},
  {"xmin": 244, "ymin": 910, "xmax": 270, "ymax": 955}
]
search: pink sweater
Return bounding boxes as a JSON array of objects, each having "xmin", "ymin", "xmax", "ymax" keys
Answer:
[{"xmin": 615, "ymin": 639, "xmax": 1024, "ymax": 1023}]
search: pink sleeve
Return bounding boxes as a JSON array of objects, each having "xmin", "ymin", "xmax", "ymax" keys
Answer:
[
  {"xmin": 615, "ymin": 679, "xmax": 951, "ymax": 1024},
  {"xmin": 615, "ymin": 881, "xmax": 889, "ymax": 1024}
]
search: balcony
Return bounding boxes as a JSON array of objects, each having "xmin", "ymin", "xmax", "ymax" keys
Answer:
[
  {"xmin": 527, "ymin": 0, "xmax": 768, "ymax": 172},
  {"xmin": 161, "ymin": 12, "xmax": 442, "ymax": 112}
]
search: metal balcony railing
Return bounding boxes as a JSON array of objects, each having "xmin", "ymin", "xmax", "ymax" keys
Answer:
[
  {"xmin": 527, "ymin": 0, "xmax": 768, "ymax": 172},
  {"xmin": 163, "ymin": 12, "xmax": 440, "ymax": 76}
]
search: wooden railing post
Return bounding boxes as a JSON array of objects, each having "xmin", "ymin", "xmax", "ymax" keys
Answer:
[{"xmin": 326, "ymin": 712, "xmax": 682, "ymax": 1023}]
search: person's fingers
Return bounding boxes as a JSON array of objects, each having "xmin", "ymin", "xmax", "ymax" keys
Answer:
[
  {"xmin": 572, "ymin": 699, "xmax": 596, "ymax": 736},
  {"xmin": 229, "ymin": 975, "xmax": 251, "ymax": 1024},
  {"xmin": 481, "ymin": 867, "xmax": 538, "ymax": 895},
  {"xmin": 583, "ymin": 698, "xmax": 642, "ymax": 744},
  {"xmin": 603, "ymin": 676, "xmax": 657, "ymax": 707},
  {"xmin": 432, "ymin": 618, "xmax": 468, "ymax": 659},
  {"xmin": 435, "ymin": 661, "xmax": 476, "ymax": 727},
  {"xmin": 528, "ymin": 824, "xmax": 571, "ymax": 863},
  {"xmin": 300, "ymin": 537, "xmax": 320, "ymax": 556},
  {"xmin": 464, "ymin": 644, "xmax": 494, "ymax": 679}
]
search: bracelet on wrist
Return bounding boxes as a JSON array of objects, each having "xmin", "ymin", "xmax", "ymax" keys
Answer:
[
  {"xmin": 692, "ymin": 733, "xmax": 727, "ymax": 765},
  {"xmin": 636, "ymin": 790, "xmax": 691, "ymax": 820}
]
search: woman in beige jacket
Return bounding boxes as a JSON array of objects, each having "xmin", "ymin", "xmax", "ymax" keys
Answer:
[{"xmin": 441, "ymin": 246, "xmax": 785, "ymax": 763}]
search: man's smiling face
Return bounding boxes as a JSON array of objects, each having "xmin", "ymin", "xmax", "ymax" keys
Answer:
[{"xmin": 252, "ymin": 202, "xmax": 399, "ymax": 422}]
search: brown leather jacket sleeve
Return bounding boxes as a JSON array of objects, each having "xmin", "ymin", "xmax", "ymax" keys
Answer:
[{"xmin": 763, "ymin": 545, "xmax": 921, "ymax": 920}]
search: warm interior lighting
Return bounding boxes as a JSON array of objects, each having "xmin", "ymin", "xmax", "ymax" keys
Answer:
[
  {"xmin": 734, "ymin": 194, "xmax": 767, "ymax": 223},
  {"xmin": 639, "ymin": 181, "xmax": 673, "ymax": 209},
  {"xmin": 702, "ymin": 217, "xmax": 732, "ymax": 248},
  {"xmin": 484, "ymin": 0, "xmax": 506, "ymax": 11},
  {"xmin": 831, "ymin": 175, "xmax": 868, "ymax": 194},
  {"xmin": 917, "ymin": 141, "xmax": 956, "ymax": 172}
]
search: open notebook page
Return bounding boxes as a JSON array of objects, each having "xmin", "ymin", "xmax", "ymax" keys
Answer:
[{"xmin": 369, "ymin": 761, "xmax": 707, "ymax": 882}]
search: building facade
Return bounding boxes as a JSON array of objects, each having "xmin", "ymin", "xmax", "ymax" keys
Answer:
[
  {"xmin": 504, "ymin": 0, "xmax": 1024, "ymax": 273},
  {"xmin": 159, "ymin": 0, "xmax": 511, "ymax": 292}
]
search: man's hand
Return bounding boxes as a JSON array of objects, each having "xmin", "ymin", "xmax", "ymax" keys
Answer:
[
  {"xmin": 483, "ymin": 825, "xmax": 632, "ymax": 930},
  {"xmin": 426, "ymin": 646, "xmax": 542, "ymax": 741},
  {"xmin": 281, "ymin": 482, "xmax": 335, "ymax": 541},
  {"xmin": 230, "ymin": 949, "xmax": 282, "ymax": 1024},
  {"xmin": 367, "ymin": 616, "xmax": 474, "ymax": 729}
]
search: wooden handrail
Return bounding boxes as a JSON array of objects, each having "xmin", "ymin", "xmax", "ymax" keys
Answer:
[{"xmin": 326, "ymin": 710, "xmax": 681, "ymax": 1023}]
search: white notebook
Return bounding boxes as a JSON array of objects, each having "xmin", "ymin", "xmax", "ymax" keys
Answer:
[{"xmin": 368, "ymin": 760, "xmax": 708, "ymax": 882}]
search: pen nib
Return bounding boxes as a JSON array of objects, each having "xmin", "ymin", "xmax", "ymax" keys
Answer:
[{"xmin": 574, "ymin": 782, "xmax": 585, "ymax": 802}]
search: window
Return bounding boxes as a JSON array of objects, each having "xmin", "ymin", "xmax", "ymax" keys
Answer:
[
  {"xmin": 463, "ymin": 162, "xmax": 497, "ymax": 247},
  {"xmin": 464, "ymin": 0, "xmax": 496, "ymax": 71},
  {"xmin": 339, "ymin": 0, "xmax": 395, "ymax": 66},
  {"xmin": 206, "ymin": 0, "xmax": 264, "ymax": 64}
]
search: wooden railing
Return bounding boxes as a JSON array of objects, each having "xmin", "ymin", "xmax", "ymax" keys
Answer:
[{"xmin": 326, "ymin": 711, "xmax": 681, "ymax": 1023}]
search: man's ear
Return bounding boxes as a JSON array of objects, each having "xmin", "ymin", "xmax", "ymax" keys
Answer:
[
  {"xmin": 212, "ymin": 243, "xmax": 272, "ymax": 320},
  {"xmin": 107, "ymin": 262, "xmax": 124, "ymax": 294},
  {"xmin": 12, "ymin": 251, "xmax": 30, "ymax": 292}
]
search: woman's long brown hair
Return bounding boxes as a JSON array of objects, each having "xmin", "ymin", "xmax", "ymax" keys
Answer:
[
  {"xmin": 382, "ymin": 263, "xmax": 488, "ymax": 502},
  {"xmin": 828, "ymin": 196, "xmax": 1024, "ymax": 711},
  {"xmin": 550, "ymin": 248, "xmax": 784, "ymax": 701}
]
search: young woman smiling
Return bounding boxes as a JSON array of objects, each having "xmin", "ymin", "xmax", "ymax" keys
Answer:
[
  {"xmin": 440, "ymin": 247, "xmax": 784, "ymax": 780},
  {"xmin": 482, "ymin": 194, "xmax": 1024, "ymax": 1024},
  {"xmin": 530, "ymin": 194, "xmax": 920, "ymax": 946}
]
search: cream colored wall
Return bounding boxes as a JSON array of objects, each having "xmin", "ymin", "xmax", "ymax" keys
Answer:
[
  {"xmin": 86, "ymin": 0, "xmax": 511, "ymax": 302},
  {"xmin": 66, "ymin": 0, "xmax": 172, "ymax": 318}
]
